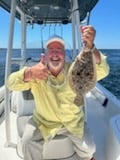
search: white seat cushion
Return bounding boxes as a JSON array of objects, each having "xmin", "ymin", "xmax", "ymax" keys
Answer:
[{"xmin": 43, "ymin": 135, "xmax": 75, "ymax": 159}]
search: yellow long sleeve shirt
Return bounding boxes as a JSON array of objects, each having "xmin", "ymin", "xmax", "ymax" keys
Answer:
[{"xmin": 7, "ymin": 53, "xmax": 109, "ymax": 141}]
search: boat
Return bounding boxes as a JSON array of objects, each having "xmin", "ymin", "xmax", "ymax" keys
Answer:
[{"xmin": 0, "ymin": 0, "xmax": 120, "ymax": 160}]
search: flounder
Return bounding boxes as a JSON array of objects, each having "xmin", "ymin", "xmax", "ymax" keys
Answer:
[{"xmin": 68, "ymin": 47, "xmax": 97, "ymax": 106}]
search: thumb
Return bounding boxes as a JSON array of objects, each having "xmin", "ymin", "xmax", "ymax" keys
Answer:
[{"xmin": 40, "ymin": 53, "xmax": 47, "ymax": 65}]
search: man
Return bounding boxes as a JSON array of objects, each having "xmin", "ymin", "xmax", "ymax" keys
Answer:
[{"xmin": 7, "ymin": 25, "xmax": 109, "ymax": 160}]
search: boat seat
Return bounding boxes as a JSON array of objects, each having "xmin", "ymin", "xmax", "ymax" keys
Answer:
[
  {"xmin": 16, "ymin": 90, "xmax": 35, "ymax": 117},
  {"xmin": 13, "ymin": 90, "xmax": 80, "ymax": 159},
  {"xmin": 105, "ymin": 114, "xmax": 120, "ymax": 160},
  {"xmin": 12, "ymin": 90, "xmax": 34, "ymax": 137},
  {"xmin": 11, "ymin": 90, "xmax": 34, "ymax": 158}
]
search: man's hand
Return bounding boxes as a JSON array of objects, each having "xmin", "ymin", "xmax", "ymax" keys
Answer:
[
  {"xmin": 24, "ymin": 54, "xmax": 51, "ymax": 81},
  {"xmin": 80, "ymin": 25, "xmax": 101, "ymax": 64},
  {"xmin": 80, "ymin": 25, "xmax": 96, "ymax": 49}
]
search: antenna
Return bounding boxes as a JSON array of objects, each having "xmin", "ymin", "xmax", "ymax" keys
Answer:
[
  {"xmin": 54, "ymin": 23, "xmax": 57, "ymax": 34},
  {"xmin": 60, "ymin": 23, "xmax": 63, "ymax": 37},
  {"xmin": 40, "ymin": 24, "xmax": 45, "ymax": 53},
  {"xmin": 49, "ymin": 24, "xmax": 51, "ymax": 37}
]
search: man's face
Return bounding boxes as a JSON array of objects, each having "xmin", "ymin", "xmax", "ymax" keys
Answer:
[{"xmin": 46, "ymin": 42, "xmax": 65, "ymax": 76}]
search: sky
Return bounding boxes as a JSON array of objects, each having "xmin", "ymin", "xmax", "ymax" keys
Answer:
[{"xmin": 0, "ymin": 0, "xmax": 120, "ymax": 49}]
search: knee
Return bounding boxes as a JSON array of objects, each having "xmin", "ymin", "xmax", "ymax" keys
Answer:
[
  {"xmin": 76, "ymin": 142, "xmax": 96, "ymax": 159},
  {"xmin": 21, "ymin": 132, "xmax": 32, "ymax": 147},
  {"xmin": 21, "ymin": 133, "xmax": 33, "ymax": 154},
  {"xmin": 22, "ymin": 138, "xmax": 28, "ymax": 150},
  {"xmin": 87, "ymin": 141, "xmax": 96, "ymax": 156},
  {"xmin": 21, "ymin": 139, "xmax": 28, "ymax": 154},
  {"xmin": 78, "ymin": 140, "xmax": 96, "ymax": 159}
]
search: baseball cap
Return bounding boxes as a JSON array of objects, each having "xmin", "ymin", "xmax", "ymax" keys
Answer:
[{"xmin": 46, "ymin": 34, "xmax": 65, "ymax": 48}]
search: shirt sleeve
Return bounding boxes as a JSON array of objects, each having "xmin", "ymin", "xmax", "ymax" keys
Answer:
[
  {"xmin": 96, "ymin": 52, "xmax": 110, "ymax": 81},
  {"xmin": 7, "ymin": 67, "xmax": 31, "ymax": 91}
]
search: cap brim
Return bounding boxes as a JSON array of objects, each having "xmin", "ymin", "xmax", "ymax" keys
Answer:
[{"xmin": 46, "ymin": 38, "xmax": 65, "ymax": 48}]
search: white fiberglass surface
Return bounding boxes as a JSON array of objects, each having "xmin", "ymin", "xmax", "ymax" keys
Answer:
[
  {"xmin": 86, "ymin": 93, "xmax": 108, "ymax": 160},
  {"xmin": 0, "ymin": 93, "xmax": 109, "ymax": 160}
]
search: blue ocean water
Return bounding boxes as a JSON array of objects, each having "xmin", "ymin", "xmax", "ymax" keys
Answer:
[
  {"xmin": 0, "ymin": 48, "xmax": 120, "ymax": 99},
  {"xmin": 99, "ymin": 49, "xmax": 120, "ymax": 99}
]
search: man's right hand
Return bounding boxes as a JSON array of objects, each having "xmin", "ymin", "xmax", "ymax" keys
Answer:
[{"xmin": 24, "ymin": 54, "xmax": 51, "ymax": 81}]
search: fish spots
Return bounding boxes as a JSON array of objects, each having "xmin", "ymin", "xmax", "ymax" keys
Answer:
[{"xmin": 68, "ymin": 49, "xmax": 97, "ymax": 106}]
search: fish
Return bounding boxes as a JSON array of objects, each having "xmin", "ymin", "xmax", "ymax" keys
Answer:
[{"xmin": 68, "ymin": 48, "xmax": 97, "ymax": 106}]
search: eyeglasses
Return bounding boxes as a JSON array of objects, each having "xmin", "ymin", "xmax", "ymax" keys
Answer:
[{"xmin": 46, "ymin": 48, "xmax": 65, "ymax": 54}]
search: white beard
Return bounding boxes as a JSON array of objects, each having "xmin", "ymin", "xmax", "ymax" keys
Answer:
[{"xmin": 48, "ymin": 61, "xmax": 64, "ymax": 74}]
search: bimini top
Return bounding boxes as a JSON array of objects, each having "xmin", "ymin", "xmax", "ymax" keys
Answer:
[{"xmin": 0, "ymin": 0, "xmax": 99, "ymax": 24}]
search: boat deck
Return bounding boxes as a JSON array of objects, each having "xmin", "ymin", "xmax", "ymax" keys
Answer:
[
  {"xmin": 86, "ymin": 93, "xmax": 108, "ymax": 160},
  {"xmin": 0, "ymin": 93, "xmax": 108, "ymax": 160}
]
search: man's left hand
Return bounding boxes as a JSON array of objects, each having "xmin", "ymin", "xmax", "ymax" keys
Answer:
[{"xmin": 80, "ymin": 25, "xmax": 96, "ymax": 49}]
